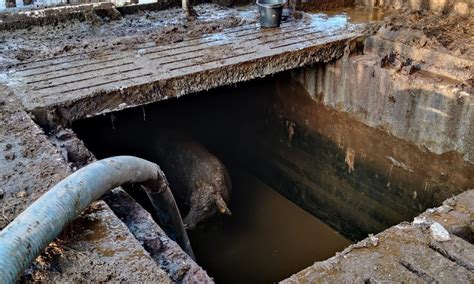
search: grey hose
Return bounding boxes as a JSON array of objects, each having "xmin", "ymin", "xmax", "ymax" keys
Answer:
[
  {"xmin": 143, "ymin": 176, "xmax": 196, "ymax": 260},
  {"xmin": 0, "ymin": 156, "xmax": 193, "ymax": 283}
]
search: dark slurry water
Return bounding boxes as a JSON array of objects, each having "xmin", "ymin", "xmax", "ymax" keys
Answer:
[{"xmin": 188, "ymin": 168, "xmax": 350, "ymax": 283}]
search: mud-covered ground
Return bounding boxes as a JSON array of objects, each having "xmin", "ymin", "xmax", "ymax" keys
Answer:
[
  {"xmin": 0, "ymin": 4, "xmax": 257, "ymax": 67},
  {"xmin": 383, "ymin": 9, "xmax": 474, "ymax": 59},
  {"xmin": 0, "ymin": 86, "xmax": 68, "ymax": 231},
  {"xmin": 2, "ymin": 3, "xmax": 472, "ymax": 69},
  {"xmin": 0, "ymin": 85, "xmax": 173, "ymax": 282}
]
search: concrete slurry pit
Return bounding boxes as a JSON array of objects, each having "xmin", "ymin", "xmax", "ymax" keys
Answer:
[{"xmin": 0, "ymin": 0, "xmax": 473, "ymax": 282}]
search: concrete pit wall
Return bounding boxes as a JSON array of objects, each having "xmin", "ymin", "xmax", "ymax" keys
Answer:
[
  {"xmin": 291, "ymin": 46, "xmax": 473, "ymax": 165},
  {"xmin": 202, "ymin": 73, "xmax": 471, "ymax": 241},
  {"xmin": 277, "ymin": 24, "xmax": 473, "ymax": 239},
  {"xmin": 266, "ymin": 76, "xmax": 472, "ymax": 240}
]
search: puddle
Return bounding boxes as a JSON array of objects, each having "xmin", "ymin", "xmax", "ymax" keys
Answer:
[
  {"xmin": 301, "ymin": 6, "xmax": 390, "ymax": 29},
  {"xmin": 73, "ymin": 72, "xmax": 472, "ymax": 282},
  {"xmin": 321, "ymin": 7, "xmax": 390, "ymax": 23}
]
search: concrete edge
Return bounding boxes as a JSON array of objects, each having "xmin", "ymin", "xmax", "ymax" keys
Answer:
[{"xmin": 28, "ymin": 34, "xmax": 363, "ymax": 126}]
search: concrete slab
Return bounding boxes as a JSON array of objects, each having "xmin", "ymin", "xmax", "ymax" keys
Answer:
[
  {"xmin": 0, "ymin": 3, "xmax": 120, "ymax": 30},
  {"xmin": 3, "ymin": 9, "xmax": 362, "ymax": 123},
  {"xmin": 0, "ymin": 84, "xmax": 172, "ymax": 282},
  {"xmin": 282, "ymin": 190, "xmax": 474, "ymax": 283}
]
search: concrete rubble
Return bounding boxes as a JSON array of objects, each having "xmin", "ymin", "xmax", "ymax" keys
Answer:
[{"xmin": 283, "ymin": 189, "xmax": 474, "ymax": 283}]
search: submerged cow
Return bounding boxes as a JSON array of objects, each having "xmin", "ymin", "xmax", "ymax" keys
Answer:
[
  {"xmin": 92, "ymin": 119, "xmax": 232, "ymax": 229},
  {"xmin": 151, "ymin": 132, "xmax": 232, "ymax": 229}
]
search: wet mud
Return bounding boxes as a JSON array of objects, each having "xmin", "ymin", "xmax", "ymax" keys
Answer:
[
  {"xmin": 290, "ymin": 0, "xmax": 355, "ymax": 12},
  {"xmin": 312, "ymin": 6, "xmax": 390, "ymax": 23},
  {"xmin": 383, "ymin": 9, "xmax": 474, "ymax": 60},
  {"xmin": 0, "ymin": 4, "xmax": 257, "ymax": 67}
]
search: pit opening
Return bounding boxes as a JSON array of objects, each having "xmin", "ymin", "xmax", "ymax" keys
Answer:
[{"xmin": 73, "ymin": 71, "xmax": 472, "ymax": 282}]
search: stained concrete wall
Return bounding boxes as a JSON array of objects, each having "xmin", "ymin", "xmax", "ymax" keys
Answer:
[
  {"xmin": 292, "ymin": 45, "xmax": 473, "ymax": 165},
  {"xmin": 284, "ymin": 27, "xmax": 473, "ymax": 239},
  {"xmin": 265, "ymin": 78, "xmax": 473, "ymax": 240}
]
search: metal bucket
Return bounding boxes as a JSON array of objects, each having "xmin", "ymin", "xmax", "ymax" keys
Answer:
[{"xmin": 257, "ymin": 0, "xmax": 286, "ymax": 28}]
